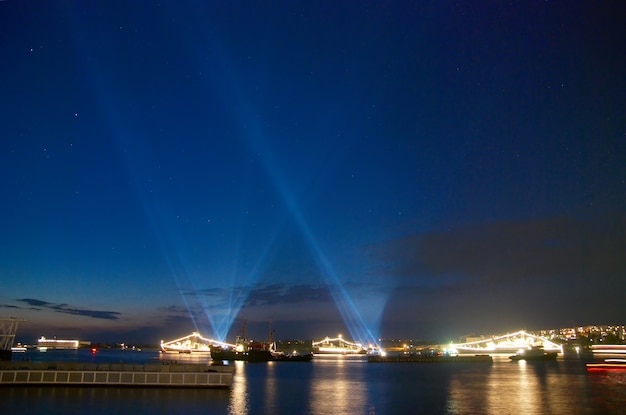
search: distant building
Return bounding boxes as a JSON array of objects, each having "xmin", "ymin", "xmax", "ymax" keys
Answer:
[{"xmin": 37, "ymin": 336, "xmax": 79, "ymax": 350}]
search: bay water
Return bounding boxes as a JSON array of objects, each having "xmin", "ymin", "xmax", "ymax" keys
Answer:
[{"xmin": 2, "ymin": 349, "xmax": 625, "ymax": 414}]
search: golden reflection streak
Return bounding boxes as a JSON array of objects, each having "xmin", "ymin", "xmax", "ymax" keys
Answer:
[
  {"xmin": 447, "ymin": 358, "xmax": 572, "ymax": 414},
  {"xmin": 446, "ymin": 364, "xmax": 491, "ymax": 413},
  {"xmin": 264, "ymin": 362, "xmax": 278, "ymax": 413},
  {"xmin": 509, "ymin": 360, "xmax": 536, "ymax": 413},
  {"xmin": 309, "ymin": 357, "xmax": 368, "ymax": 415},
  {"xmin": 228, "ymin": 362, "xmax": 248, "ymax": 415}
]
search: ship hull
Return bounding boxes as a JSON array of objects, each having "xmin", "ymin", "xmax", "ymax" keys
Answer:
[
  {"xmin": 509, "ymin": 352, "xmax": 558, "ymax": 361},
  {"xmin": 272, "ymin": 352, "xmax": 313, "ymax": 362},
  {"xmin": 211, "ymin": 348, "xmax": 273, "ymax": 362}
]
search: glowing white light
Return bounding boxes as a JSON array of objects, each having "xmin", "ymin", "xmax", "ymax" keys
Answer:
[
  {"xmin": 592, "ymin": 345, "xmax": 626, "ymax": 354},
  {"xmin": 37, "ymin": 337, "xmax": 79, "ymax": 350},
  {"xmin": 449, "ymin": 330, "xmax": 563, "ymax": 354}
]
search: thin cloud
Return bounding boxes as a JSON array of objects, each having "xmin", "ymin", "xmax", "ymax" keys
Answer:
[
  {"xmin": 16, "ymin": 298, "xmax": 122, "ymax": 320},
  {"xmin": 17, "ymin": 298, "xmax": 52, "ymax": 307},
  {"xmin": 247, "ymin": 284, "xmax": 333, "ymax": 306},
  {"xmin": 370, "ymin": 214, "xmax": 626, "ymax": 285},
  {"xmin": 185, "ymin": 283, "xmax": 333, "ymax": 308},
  {"xmin": 364, "ymin": 214, "xmax": 626, "ymax": 335}
]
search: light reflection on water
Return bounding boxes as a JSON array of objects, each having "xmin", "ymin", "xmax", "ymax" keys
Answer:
[
  {"xmin": 308, "ymin": 356, "xmax": 368, "ymax": 415},
  {"xmin": 587, "ymin": 370, "xmax": 626, "ymax": 413},
  {"xmin": 229, "ymin": 361, "xmax": 249, "ymax": 415},
  {"xmin": 263, "ymin": 362, "xmax": 278, "ymax": 414},
  {"xmin": 4, "ymin": 351, "xmax": 626, "ymax": 414},
  {"xmin": 446, "ymin": 357, "xmax": 595, "ymax": 414}
]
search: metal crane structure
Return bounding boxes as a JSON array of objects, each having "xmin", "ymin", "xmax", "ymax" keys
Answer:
[{"xmin": 0, "ymin": 317, "xmax": 25, "ymax": 361}]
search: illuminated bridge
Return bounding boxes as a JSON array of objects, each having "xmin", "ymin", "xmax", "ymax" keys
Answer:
[
  {"xmin": 160, "ymin": 332, "xmax": 235, "ymax": 354},
  {"xmin": 449, "ymin": 330, "xmax": 563, "ymax": 355}
]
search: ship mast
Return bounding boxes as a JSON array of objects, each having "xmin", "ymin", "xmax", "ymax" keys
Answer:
[
  {"xmin": 267, "ymin": 320, "xmax": 272, "ymax": 342},
  {"xmin": 239, "ymin": 319, "xmax": 247, "ymax": 340}
]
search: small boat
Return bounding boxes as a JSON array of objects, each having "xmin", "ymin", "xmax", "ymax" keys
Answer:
[
  {"xmin": 509, "ymin": 346, "xmax": 558, "ymax": 361},
  {"xmin": 11, "ymin": 343, "xmax": 27, "ymax": 352}
]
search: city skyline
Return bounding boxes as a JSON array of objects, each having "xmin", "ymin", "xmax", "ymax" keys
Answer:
[{"xmin": 1, "ymin": 1, "xmax": 625, "ymax": 345}]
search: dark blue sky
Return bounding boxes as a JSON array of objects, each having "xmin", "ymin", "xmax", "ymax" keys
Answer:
[{"xmin": 1, "ymin": 1, "xmax": 625, "ymax": 345}]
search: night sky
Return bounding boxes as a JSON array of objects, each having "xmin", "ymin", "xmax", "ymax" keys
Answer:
[{"xmin": 1, "ymin": 1, "xmax": 625, "ymax": 345}]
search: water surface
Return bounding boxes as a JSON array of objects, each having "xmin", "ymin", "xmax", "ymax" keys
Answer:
[{"xmin": 2, "ymin": 350, "xmax": 624, "ymax": 414}]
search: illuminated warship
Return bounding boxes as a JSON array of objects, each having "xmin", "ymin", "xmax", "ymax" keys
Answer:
[
  {"xmin": 160, "ymin": 332, "xmax": 213, "ymax": 354},
  {"xmin": 312, "ymin": 335, "xmax": 366, "ymax": 354}
]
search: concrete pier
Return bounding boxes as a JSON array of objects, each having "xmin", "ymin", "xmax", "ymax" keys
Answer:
[{"xmin": 0, "ymin": 361, "xmax": 233, "ymax": 388}]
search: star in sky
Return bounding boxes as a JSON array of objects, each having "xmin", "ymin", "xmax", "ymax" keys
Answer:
[{"xmin": 0, "ymin": 0, "xmax": 624, "ymax": 344}]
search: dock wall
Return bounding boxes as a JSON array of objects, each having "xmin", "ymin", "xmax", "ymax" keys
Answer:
[{"xmin": 0, "ymin": 362, "xmax": 233, "ymax": 388}]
